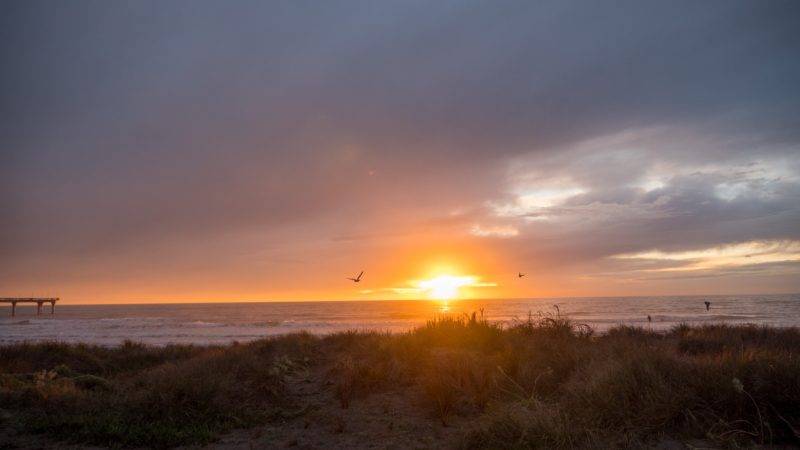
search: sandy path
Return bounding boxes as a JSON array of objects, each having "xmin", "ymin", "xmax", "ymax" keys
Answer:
[{"xmin": 200, "ymin": 367, "xmax": 464, "ymax": 450}]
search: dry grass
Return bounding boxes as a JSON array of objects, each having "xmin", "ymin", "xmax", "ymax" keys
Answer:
[
  {"xmin": 1, "ymin": 316, "xmax": 799, "ymax": 448},
  {"xmin": 0, "ymin": 335, "xmax": 313, "ymax": 447}
]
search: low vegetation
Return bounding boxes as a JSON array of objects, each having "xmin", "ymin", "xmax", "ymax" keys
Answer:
[{"xmin": 1, "ymin": 314, "xmax": 799, "ymax": 448}]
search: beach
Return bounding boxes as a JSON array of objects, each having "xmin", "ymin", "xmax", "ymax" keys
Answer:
[{"xmin": 5, "ymin": 1, "xmax": 800, "ymax": 448}]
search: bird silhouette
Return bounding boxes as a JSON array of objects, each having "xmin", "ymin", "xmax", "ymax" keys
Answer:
[
  {"xmin": 518, "ymin": 272, "xmax": 526, "ymax": 278},
  {"xmin": 704, "ymin": 301, "xmax": 711, "ymax": 311},
  {"xmin": 347, "ymin": 271, "xmax": 364, "ymax": 283}
]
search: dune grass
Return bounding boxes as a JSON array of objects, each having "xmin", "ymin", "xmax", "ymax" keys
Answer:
[{"xmin": 1, "ymin": 315, "xmax": 799, "ymax": 448}]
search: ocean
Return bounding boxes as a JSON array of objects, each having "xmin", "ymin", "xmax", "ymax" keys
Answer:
[{"xmin": 1, "ymin": 294, "xmax": 798, "ymax": 346}]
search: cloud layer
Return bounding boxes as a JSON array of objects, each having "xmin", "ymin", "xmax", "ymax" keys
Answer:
[{"xmin": 2, "ymin": 1, "xmax": 799, "ymax": 300}]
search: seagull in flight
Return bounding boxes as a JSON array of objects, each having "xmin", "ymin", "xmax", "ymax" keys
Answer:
[
  {"xmin": 347, "ymin": 271, "xmax": 364, "ymax": 283},
  {"xmin": 518, "ymin": 272, "xmax": 526, "ymax": 278}
]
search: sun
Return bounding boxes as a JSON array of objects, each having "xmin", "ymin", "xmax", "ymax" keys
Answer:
[{"xmin": 416, "ymin": 275, "xmax": 477, "ymax": 300}]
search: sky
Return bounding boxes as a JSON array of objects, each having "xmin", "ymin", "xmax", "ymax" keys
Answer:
[{"xmin": 2, "ymin": 0, "xmax": 799, "ymax": 303}]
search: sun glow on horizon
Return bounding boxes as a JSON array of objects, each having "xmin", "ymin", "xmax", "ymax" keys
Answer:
[
  {"xmin": 416, "ymin": 275, "xmax": 477, "ymax": 300},
  {"xmin": 361, "ymin": 257, "xmax": 500, "ymax": 301}
]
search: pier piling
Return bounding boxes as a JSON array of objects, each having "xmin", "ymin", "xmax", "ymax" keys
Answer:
[{"xmin": 1, "ymin": 298, "xmax": 59, "ymax": 317}]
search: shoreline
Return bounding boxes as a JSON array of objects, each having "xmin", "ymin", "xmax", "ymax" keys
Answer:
[
  {"xmin": 2, "ymin": 318, "xmax": 800, "ymax": 348},
  {"xmin": 3, "ymin": 294, "xmax": 799, "ymax": 348}
]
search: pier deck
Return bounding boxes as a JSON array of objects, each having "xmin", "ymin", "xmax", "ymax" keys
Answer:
[{"xmin": 0, "ymin": 298, "xmax": 59, "ymax": 316}]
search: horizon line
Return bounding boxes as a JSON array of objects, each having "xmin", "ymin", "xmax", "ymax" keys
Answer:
[{"xmin": 3, "ymin": 292, "xmax": 797, "ymax": 307}]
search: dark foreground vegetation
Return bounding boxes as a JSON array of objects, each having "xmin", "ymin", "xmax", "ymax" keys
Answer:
[{"xmin": 2, "ymin": 315, "xmax": 799, "ymax": 448}]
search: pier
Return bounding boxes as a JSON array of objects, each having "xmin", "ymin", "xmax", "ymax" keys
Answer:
[{"xmin": 1, "ymin": 298, "xmax": 59, "ymax": 317}]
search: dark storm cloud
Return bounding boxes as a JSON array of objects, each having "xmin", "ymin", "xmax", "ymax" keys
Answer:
[{"xmin": 2, "ymin": 0, "xmax": 799, "ymax": 292}]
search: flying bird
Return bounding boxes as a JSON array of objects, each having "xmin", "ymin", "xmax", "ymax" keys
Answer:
[
  {"xmin": 518, "ymin": 272, "xmax": 526, "ymax": 278},
  {"xmin": 347, "ymin": 271, "xmax": 364, "ymax": 283},
  {"xmin": 704, "ymin": 301, "xmax": 711, "ymax": 311}
]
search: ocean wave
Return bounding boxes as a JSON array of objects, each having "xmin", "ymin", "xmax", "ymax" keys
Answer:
[
  {"xmin": 177, "ymin": 320, "xmax": 282, "ymax": 328},
  {"xmin": 249, "ymin": 321, "xmax": 282, "ymax": 327},
  {"xmin": 99, "ymin": 317, "xmax": 167, "ymax": 322},
  {"xmin": 187, "ymin": 321, "xmax": 225, "ymax": 327}
]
